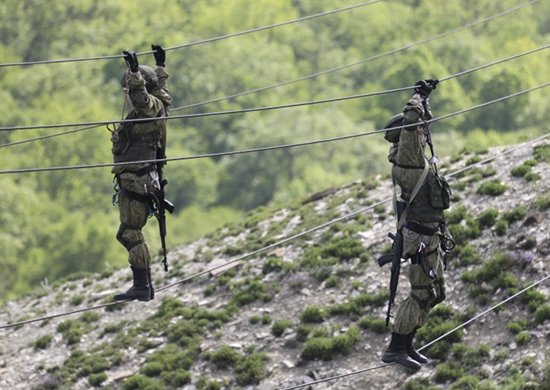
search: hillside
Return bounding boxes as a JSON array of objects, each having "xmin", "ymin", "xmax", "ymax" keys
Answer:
[{"xmin": 1, "ymin": 140, "xmax": 550, "ymax": 390}]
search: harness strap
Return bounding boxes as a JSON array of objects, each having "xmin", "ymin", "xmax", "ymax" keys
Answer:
[
  {"xmin": 394, "ymin": 159, "xmax": 429, "ymax": 230},
  {"xmin": 124, "ymin": 165, "xmax": 156, "ymax": 177},
  {"xmin": 395, "ymin": 163, "xmax": 425, "ymax": 169},
  {"xmin": 404, "ymin": 220, "xmax": 439, "ymax": 236}
]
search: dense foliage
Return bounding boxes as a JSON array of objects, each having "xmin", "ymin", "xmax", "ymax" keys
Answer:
[{"xmin": 1, "ymin": 0, "xmax": 549, "ymax": 300}]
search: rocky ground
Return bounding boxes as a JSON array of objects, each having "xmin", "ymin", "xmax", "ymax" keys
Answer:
[{"xmin": 1, "ymin": 141, "xmax": 550, "ymax": 390}]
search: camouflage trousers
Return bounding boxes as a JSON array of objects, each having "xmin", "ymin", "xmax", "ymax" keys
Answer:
[
  {"xmin": 116, "ymin": 172, "xmax": 152, "ymax": 270},
  {"xmin": 392, "ymin": 222, "xmax": 446, "ymax": 335}
]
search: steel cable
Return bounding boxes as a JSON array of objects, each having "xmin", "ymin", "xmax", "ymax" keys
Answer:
[
  {"xmin": 2, "ymin": 42, "xmax": 549, "ymax": 149},
  {"xmin": 0, "ymin": 80, "xmax": 548, "ymax": 175},
  {"xmin": 0, "ymin": 1, "xmax": 385, "ymax": 68},
  {"xmin": 1, "ymin": 128, "xmax": 549, "ymax": 330},
  {"xmin": 171, "ymin": 0, "xmax": 542, "ymax": 112}
]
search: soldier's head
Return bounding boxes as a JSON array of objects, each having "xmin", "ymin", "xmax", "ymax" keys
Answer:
[{"xmin": 120, "ymin": 65, "xmax": 158, "ymax": 93}]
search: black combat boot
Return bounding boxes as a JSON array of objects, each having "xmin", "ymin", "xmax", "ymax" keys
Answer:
[
  {"xmin": 113, "ymin": 267, "xmax": 151, "ymax": 302},
  {"xmin": 382, "ymin": 332, "xmax": 422, "ymax": 370},
  {"xmin": 406, "ymin": 329, "xmax": 428, "ymax": 363},
  {"xmin": 147, "ymin": 268, "xmax": 155, "ymax": 300}
]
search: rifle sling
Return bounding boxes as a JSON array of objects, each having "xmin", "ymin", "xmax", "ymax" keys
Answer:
[{"xmin": 393, "ymin": 159, "xmax": 430, "ymax": 230}]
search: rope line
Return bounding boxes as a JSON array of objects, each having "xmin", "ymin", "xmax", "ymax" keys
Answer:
[
  {"xmin": 0, "ymin": 1, "xmax": 384, "ymax": 68},
  {"xmin": 3, "ymin": 38, "xmax": 548, "ymax": 136},
  {"xmin": 0, "ymin": 86, "xmax": 414, "ymax": 132},
  {"xmin": 276, "ymin": 274, "xmax": 550, "ymax": 390},
  {"xmin": 1, "ymin": 129, "xmax": 549, "ymax": 330},
  {"xmin": 2, "ymin": 41, "xmax": 548, "ymax": 149},
  {"xmin": 0, "ymin": 125, "xmax": 103, "ymax": 149},
  {"xmin": 171, "ymin": 0, "xmax": 542, "ymax": 112},
  {"xmin": 1, "ymin": 80, "xmax": 548, "ymax": 175}
]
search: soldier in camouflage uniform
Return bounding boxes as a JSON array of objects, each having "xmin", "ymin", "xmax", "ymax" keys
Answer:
[
  {"xmin": 112, "ymin": 46, "xmax": 172, "ymax": 302},
  {"xmin": 381, "ymin": 80, "xmax": 451, "ymax": 370}
]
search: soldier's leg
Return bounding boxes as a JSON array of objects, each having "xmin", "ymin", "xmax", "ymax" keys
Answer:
[{"xmin": 114, "ymin": 174, "xmax": 152, "ymax": 301}]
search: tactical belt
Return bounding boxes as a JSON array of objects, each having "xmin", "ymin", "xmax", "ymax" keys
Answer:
[
  {"xmin": 119, "ymin": 187, "xmax": 151, "ymax": 205},
  {"xmin": 404, "ymin": 221, "xmax": 439, "ymax": 236},
  {"xmin": 395, "ymin": 163, "xmax": 425, "ymax": 169}
]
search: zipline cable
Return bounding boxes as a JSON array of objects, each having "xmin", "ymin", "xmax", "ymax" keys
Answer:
[
  {"xmin": 2, "ymin": 42, "xmax": 549, "ymax": 149},
  {"xmin": 0, "ymin": 86, "xmax": 414, "ymax": 132},
  {"xmin": 171, "ymin": 0, "xmax": 542, "ymax": 112},
  {"xmin": 0, "ymin": 125, "xmax": 103, "ymax": 149},
  {"xmin": 0, "ymin": 1, "xmax": 385, "ymax": 68},
  {"xmin": 1, "ymin": 80, "xmax": 548, "ymax": 175},
  {"xmin": 276, "ymin": 274, "xmax": 550, "ymax": 390},
  {"xmin": 1, "ymin": 128, "xmax": 549, "ymax": 330},
  {"xmin": 3, "ymin": 37, "xmax": 549, "ymax": 135}
]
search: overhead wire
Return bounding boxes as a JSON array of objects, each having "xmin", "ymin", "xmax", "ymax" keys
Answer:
[
  {"xmin": 171, "ymin": 0, "xmax": 542, "ymax": 112},
  {"xmin": 2, "ymin": 126, "xmax": 550, "ymax": 330},
  {"xmin": 0, "ymin": 1, "xmax": 385, "ymax": 68},
  {"xmin": 2, "ymin": 37, "xmax": 549, "ymax": 137},
  {"xmin": 1, "ymin": 80, "xmax": 548, "ymax": 175},
  {"xmin": 276, "ymin": 274, "xmax": 550, "ymax": 390},
  {"xmin": 2, "ymin": 41, "xmax": 549, "ymax": 149}
]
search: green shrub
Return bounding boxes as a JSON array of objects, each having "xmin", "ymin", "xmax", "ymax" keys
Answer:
[
  {"xmin": 234, "ymin": 352, "xmax": 268, "ymax": 386},
  {"xmin": 70, "ymin": 294, "xmax": 85, "ymax": 306},
  {"xmin": 403, "ymin": 378, "xmax": 439, "ymax": 390},
  {"xmin": 534, "ymin": 305, "xmax": 550, "ymax": 324},
  {"xmin": 511, "ymin": 165, "xmax": 531, "ymax": 177},
  {"xmin": 122, "ymin": 374, "xmax": 162, "ymax": 390},
  {"xmin": 300, "ymin": 306, "xmax": 325, "ymax": 324},
  {"xmin": 535, "ymin": 194, "xmax": 550, "ymax": 210},
  {"xmin": 357, "ymin": 316, "xmax": 387, "ymax": 334},
  {"xmin": 533, "ymin": 144, "xmax": 550, "ymax": 162},
  {"xmin": 324, "ymin": 275, "xmax": 341, "ymax": 288},
  {"xmin": 434, "ymin": 362, "xmax": 464, "ymax": 383},
  {"xmin": 311, "ymin": 326, "xmax": 329, "ymax": 338},
  {"xmin": 448, "ymin": 375, "xmax": 479, "ymax": 390},
  {"xmin": 211, "ymin": 345, "xmax": 239, "ymax": 368},
  {"xmin": 249, "ymin": 315, "xmax": 261, "ymax": 325},
  {"xmin": 261, "ymin": 314, "xmax": 272, "ymax": 325},
  {"xmin": 477, "ymin": 180, "xmax": 507, "ymax": 196},
  {"xmin": 300, "ymin": 327, "xmax": 360, "ymax": 361},
  {"xmin": 456, "ymin": 244, "xmax": 481, "ymax": 266},
  {"xmin": 141, "ymin": 362, "xmax": 163, "ymax": 377},
  {"xmin": 507, "ymin": 321, "xmax": 526, "ymax": 334},
  {"xmin": 296, "ymin": 324, "xmax": 312, "ymax": 342},
  {"xmin": 33, "ymin": 334, "xmax": 54, "ymax": 350},
  {"xmin": 525, "ymin": 172, "xmax": 541, "ymax": 182},
  {"xmin": 477, "ymin": 209, "xmax": 499, "ymax": 228},
  {"xmin": 271, "ymin": 320, "xmax": 293, "ymax": 337},
  {"xmin": 88, "ymin": 373, "xmax": 107, "ymax": 387},
  {"xmin": 161, "ymin": 370, "xmax": 192, "ymax": 387},
  {"xmin": 502, "ymin": 206, "xmax": 526, "ymax": 224},
  {"xmin": 519, "ymin": 287, "xmax": 547, "ymax": 312},
  {"xmin": 514, "ymin": 332, "xmax": 531, "ymax": 346},
  {"xmin": 494, "ymin": 219, "xmax": 508, "ymax": 236},
  {"xmin": 80, "ymin": 312, "xmax": 100, "ymax": 323}
]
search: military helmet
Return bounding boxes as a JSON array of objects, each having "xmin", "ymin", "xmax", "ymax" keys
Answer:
[
  {"xmin": 383, "ymin": 113, "xmax": 404, "ymax": 144},
  {"xmin": 120, "ymin": 65, "xmax": 158, "ymax": 91}
]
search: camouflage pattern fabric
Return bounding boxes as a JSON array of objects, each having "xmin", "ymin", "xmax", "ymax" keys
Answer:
[
  {"xmin": 112, "ymin": 68, "xmax": 170, "ymax": 270},
  {"xmin": 391, "ymin": 94, "xmax": 446, "ymax": 335},
  {"xmin": 116, "ymin": 173, "xmax": 152, "ymax": 269}
]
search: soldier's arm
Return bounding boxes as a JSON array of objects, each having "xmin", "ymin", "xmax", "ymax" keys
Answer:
[
  {"xmin": 126, "ymin": 71, "xmax": 162, "ymax": 117},
  {"xmin": 402, "ymin": 93, "xmax": 427, "ymax": 130}
]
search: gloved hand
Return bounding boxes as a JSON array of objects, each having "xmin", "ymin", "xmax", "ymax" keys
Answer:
[
  {"xmin": 151, "ymin": 44, "xmax": 166, "ymax": 67},
  {"xmin": 414, "ymin": 79, "xmax": 439, "ymax": 98},
  {"xmin": 123, "ymin": 50, "xmax": 139, "ymax": 73}
]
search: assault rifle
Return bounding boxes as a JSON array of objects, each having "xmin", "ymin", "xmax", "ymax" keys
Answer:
[
  {"xmin": 150, "ymin": 160, "xmax": 174, "ymax": 272},
  {"xmin": 377, "ymin": 230, "xmax": 404, "ymax": 326}
]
